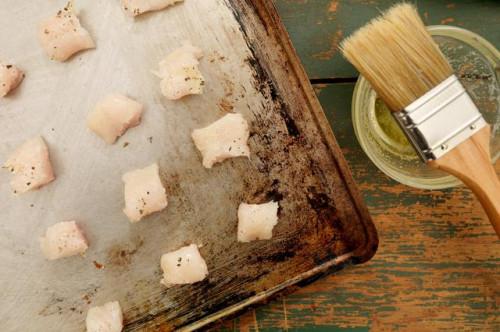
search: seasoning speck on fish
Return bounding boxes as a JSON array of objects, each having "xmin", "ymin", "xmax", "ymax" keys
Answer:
[
  {"xmin": 38, "ymin": 2, "xmax": 95, "ymax": 61},
  {"xmin": 122, "ymin": 0, "xmax": 184, "ymax": 17},
  {"xmin": 156, "ymin": 41, "xmax": 205, "ymax": 100},
  {"xmin": 160, "ymin": 244, "xmax": 208, "ymax": 285},
  {"xmin": 86, "ymin": 301, "xmax": 123, "ymax": 332},
  {"xmin": 3, "ymin": 137, "xmax": 55, "ymax": 194},
  {"xmin": 192, "ymin": 113, "xmax": 250, "ymax": 168},
  {"xmin": 122, "ymin": 163, "xmax": 168, "ymax": 222},
  {"xmin": 39, "ymin": 221, "xmax": 88, "ymax": 260},
  {"xmin": 238, "ymin": 201, "xmax": 279, "ymax": 242},
  {"xmin": 0, "ymin": 63, "xmax": 24, "ymax": 97},
  {"xmin": 87, "ymin": 94, "xmax": 144, "ymax": 144}
]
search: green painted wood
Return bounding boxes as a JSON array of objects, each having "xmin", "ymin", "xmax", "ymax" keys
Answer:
[{"xmin": 274, "ymin": 0, "xmax": 500, "ymax": 79}]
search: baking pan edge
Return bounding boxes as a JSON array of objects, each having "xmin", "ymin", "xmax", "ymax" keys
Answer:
[{"xmin": 181, "ymin": 0, "xmax": 378, "ymax": 330}]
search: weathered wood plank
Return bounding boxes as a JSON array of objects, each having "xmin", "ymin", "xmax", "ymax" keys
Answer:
[
  {"xmin": 218, "ymin": 84, "xmax": 499, "ymax": 331},
  {"xmin": 274, "ymin": 0, "xmax": 500, "ymax": 79}
]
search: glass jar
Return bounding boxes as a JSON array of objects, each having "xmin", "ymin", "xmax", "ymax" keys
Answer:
[{"xmin": 352, "ymin": 25, "xmax": 500, "ymax": 190}]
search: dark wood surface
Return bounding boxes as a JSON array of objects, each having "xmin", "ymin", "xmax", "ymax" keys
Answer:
[{"xmin": 217, "ymin": 0, "xmax": 500, "ymax": 330}]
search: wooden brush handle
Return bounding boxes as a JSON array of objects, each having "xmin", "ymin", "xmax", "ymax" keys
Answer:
[{"xmin": 429, "ymin": 126, "xmax": 500, "ymax": 238}]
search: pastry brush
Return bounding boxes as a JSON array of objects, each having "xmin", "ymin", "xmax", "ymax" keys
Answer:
[{"xmin": 340, "ymin": 3, "xmax": 500, "ymax": 237}]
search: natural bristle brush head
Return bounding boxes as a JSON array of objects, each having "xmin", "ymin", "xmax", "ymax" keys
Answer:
[{"xmin": 340, "ymin": 3, "xmax": 453, "ymax": 111}]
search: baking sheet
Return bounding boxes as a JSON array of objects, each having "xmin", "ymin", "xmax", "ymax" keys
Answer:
[{"xmin": 0, "ymin": 0, "xmax": 377, "ymax": 331}]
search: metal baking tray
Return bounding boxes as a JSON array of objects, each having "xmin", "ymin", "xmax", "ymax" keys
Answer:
[{"xmin": 0, "ymin": 0, "xmax": 378, "ymax": 330}]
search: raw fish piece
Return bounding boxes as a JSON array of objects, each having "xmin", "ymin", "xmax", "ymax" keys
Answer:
[
  {"xmin": 122, "ymin": 0, "xmax": 184, "ymax": 16},
  {"xmin": 39, "ymin": 2, "xmax": 95, "ymax": 61},
  {"xmin": 40, "ymin": 221, "xmax": 88, "ymax": 260},
  {"xmin": 3, "ymin": 137, "xmax": 55, "ymax": 194},
  {"xmin": 86, "ymin": 301, "xmax": 123, "ymax": 332},
  {"xmin": 0, "ymin": 63, "xmax": 24, "ymax": 97},
  {"xmin": 87, "ymin": 94, "xmax": 143, "ymax": 144},
  {"xmin": 160, "ymin": 244, "xmax": 208, "ymax": 285},
  {"xmin": 158, "ymin": 42, "xmax": 203, "ymax": 76},
  {"xmin": 122, "ymin": 163, "xmax": 168, "ymax": 222},
  {"xmin": 157, "ymin": 42, "xmax": 205, "ymax": 100},
  {"xmin": 192, "ymin": 113, "xmax": 250, "ymax": 168},
  {"xmin": 160, "ymin": 66, "xmax": 204, "ymax": 100},
  {"xmin": 238, "ymin": 201, "xmax": 279, "ymax": 242}
]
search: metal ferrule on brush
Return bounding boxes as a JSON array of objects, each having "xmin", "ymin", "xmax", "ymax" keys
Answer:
[{"xmin": 393, "ymin": 75, "xmax": 487, "ymax": 162}]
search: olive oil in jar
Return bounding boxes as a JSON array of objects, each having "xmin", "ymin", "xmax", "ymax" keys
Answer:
[{"xmin": 374, "ymin": 98, "xmax": 416, "ymax": 157}]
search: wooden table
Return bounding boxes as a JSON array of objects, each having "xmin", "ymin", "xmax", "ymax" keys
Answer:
[{"xmin": 217, "ymin": 1, "xmax": 500, "ymax": 331}]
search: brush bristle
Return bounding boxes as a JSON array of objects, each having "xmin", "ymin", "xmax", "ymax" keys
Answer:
[{"xmin": 340, "ymin": 3, "xmax": 453, "ymax": 111}]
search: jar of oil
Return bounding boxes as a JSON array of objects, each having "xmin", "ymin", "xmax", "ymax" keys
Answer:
[{"xmin": 352, "ymin": 26, "xmax": 499, "ymax": 189}]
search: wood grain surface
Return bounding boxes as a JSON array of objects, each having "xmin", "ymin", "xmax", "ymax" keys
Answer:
[
  {"xmin": 274, "ymin": 0, "xmax": 500, "ymax": 79},
  {"xmin": 217, "ymin": 0, "xmax": 500, "ymax": 330}
]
